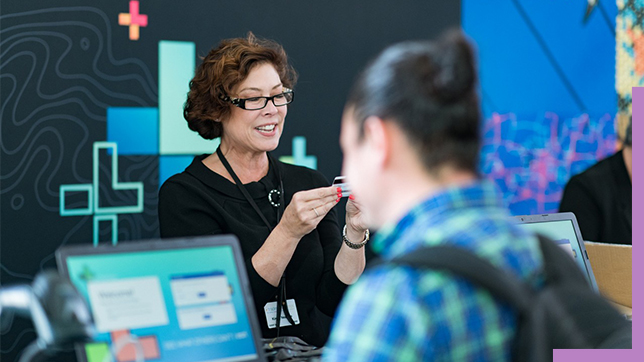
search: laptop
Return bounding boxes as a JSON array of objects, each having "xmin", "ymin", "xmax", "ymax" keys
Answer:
[
  {"xmin": 514, "ymin": 212, "xmax": 599, "ymax": 292},
  {"xmin": 56, "ymin": 235, "xmax": 266, "ymax": 362}
]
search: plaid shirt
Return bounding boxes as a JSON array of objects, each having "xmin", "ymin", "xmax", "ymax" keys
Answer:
[{"xmin": 323, "ymin": 181, "xmax": 543, "ymax": 362}]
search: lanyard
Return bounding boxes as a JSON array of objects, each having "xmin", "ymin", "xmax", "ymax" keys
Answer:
[
  {"xmin": 215, "ymin": 147, "xmax": 295, "ymax": 335},
  {"xmin": 216, "ymin": 147, "xmax": 284, "ymax": 229}
]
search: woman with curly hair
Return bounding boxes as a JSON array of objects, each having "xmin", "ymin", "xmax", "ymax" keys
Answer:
[{"xmin": 158, "ymin": 33, "xmax": 367, "ymax": 346}]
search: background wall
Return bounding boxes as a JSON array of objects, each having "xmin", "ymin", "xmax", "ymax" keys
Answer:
[
  {"xmin": 0, "ymin": 1, "xmax": 460, "ymax": 361},
  {"xmin": 464, "ymin": 0, "xmax": 621, "ymax": 215}
]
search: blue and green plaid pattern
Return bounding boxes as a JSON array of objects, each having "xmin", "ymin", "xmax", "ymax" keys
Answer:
[{"xmin": 323, "ymin": 181, "xmax": 543, "ymax": 361}]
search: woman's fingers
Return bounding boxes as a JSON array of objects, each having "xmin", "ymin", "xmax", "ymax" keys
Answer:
[
  {"xmin": 281, "ymin": 185, "xmax": 345, "ymax": 237},
  {"xmin": 295, "ymin": 186, "xmax": 340, "ymax": 207},
  {"xmin": 290, "ymin": 186, "xmax": 341, "ymax": 221},
  {"xmin": 309, "ymin": 186, "xmax": 342, "ymax": 217},
  {"xmin": 310, "ymin": 185, "xmax": 342, "ymax": 202},
  {"xmin": 317, "ymin": 194, "xmax": 342, "ymax": 216}
]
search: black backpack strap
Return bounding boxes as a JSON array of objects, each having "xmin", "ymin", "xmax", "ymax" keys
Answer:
[
  {"xmin": 535, "ymin": 235, "xmax": 588, "ymax": 284},
  {"xmin": 390, "ymin": 245, "xmax": 534, "ymax": 312},
  {"xmin": 385, "ymin": 242, "xmax": 543, "ymax": 362}
]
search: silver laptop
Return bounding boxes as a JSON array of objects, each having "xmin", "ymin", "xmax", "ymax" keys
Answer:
[
  {"xmin": 515, "ymin": 212, "xmax": 599, "ymax": 292},
  {"xmin": 56, "ymin": 235, "xmax": 266, "ymax": 362}
]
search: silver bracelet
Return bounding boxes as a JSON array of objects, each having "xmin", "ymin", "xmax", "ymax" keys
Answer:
[{"xmin": 342, "ymin": 225, "xmax": 369, "ymax": 249}]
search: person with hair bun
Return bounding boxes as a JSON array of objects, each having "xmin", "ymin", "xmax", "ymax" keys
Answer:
[
  {"xmin": 323, "ymin": 30, "xmax": 543, "ymax": 361},
  {"xmin": 158, "ymin": 33, "xmax": 367, "ymax": 347}
]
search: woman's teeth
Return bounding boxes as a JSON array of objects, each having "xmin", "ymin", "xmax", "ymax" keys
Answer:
[{"xmin": 256, "ymin": 125, "xmax": 276, "ymax": 132}]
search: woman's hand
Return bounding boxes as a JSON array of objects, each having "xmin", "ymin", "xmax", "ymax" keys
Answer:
[
  {"xmin": 345, "ymin": 195, "xmax": 368, "ymax": 236},
  {"xmin": 254, "ymin": 186, "xmax": 340, "ymax": 286},
  {"xmin": 279, "ymin": 186, "xmax": 341, "ymax": 239}
]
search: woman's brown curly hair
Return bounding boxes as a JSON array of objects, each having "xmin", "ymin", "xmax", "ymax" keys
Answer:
[{"xmin": 184, "ymin": 32, "xmax": 297, "ymax": 139}]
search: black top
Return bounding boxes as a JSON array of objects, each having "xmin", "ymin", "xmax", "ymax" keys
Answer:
[
  {"xmin": 559, "ymin": 150, "xmax": 632, "ymax": 244},
  {"xmin": 158, "ymin": 155, "xmax": 348, "ymax": 346}
]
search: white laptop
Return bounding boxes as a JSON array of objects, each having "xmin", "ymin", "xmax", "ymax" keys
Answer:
[{"xmin": 514, "ymin": 212, "xmax": 599, "ymax": 292}]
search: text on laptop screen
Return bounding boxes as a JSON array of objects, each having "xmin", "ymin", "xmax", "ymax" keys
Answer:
[
  {"xmin": 65, "ymin": 245, "xmax": 258, "ymax": 362},
  {"xmin": 516, "ymin": 220, "xmax": 588, "ymax": 277}
]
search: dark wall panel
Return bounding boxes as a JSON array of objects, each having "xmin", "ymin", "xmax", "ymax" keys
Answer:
[{"xmin": 1, "ymin": 1, "xmax": 460, "ymax": 361}]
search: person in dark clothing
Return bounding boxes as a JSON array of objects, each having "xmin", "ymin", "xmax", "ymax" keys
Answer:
[
  {"xmin": 559, "ymin": 117, "xmax": 632, "ymax": 244},
  {"xmin": 158, "ymin": 33, "xmax": 367, "ymax": 347}
]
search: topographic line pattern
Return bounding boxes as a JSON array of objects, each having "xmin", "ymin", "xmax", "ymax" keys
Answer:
[{"xmin": 1, "ymin": 6, "xmax": 160, "ymax": 360}]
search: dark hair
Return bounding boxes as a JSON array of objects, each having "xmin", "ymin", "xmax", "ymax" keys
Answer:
[
  {"xmin": 184, "ymin": 32, "xmax": 297, "ymax": 139},
  {"xmin": 346, "ymin": 30, "xmax": 481, "ymax": 175}
]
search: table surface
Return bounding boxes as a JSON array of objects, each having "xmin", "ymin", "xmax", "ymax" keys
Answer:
[{"xmin": 610, "ymin": 301, "xmax": 632, "ymax": 320}]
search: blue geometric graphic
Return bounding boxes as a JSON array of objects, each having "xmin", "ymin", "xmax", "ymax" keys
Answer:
[
  {"xmin": 93, "ymin": 142, "xmax": 144, "ymax": 215},
  {"xmin": 107, "ymin": 107, "xmax": 159, "ymax": 155},
  {"xmin": 93, "ymin": 214, "xmax": 118, "ymax": 247},
  {"xmin": 59, "ymin": 142, "xmax": 144, "ymax": 246},
  {"xmin": 159, "ymin": 155, "xmax": 194, "ymax": 187},
  {"xmin": 280, "ymin": 136, "xmax": 317, "ymax": 169},
  {"xmin": 60, "ymin": 184, "xmax": 93, "ymax": 216}
]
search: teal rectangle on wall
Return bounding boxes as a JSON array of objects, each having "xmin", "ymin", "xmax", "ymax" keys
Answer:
[{"xmin": 159, "ymin": 41, "xmax": 217, "ymax": 155}]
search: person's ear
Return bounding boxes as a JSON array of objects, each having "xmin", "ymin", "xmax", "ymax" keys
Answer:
[{"xmin": 362, "ymin": 116, "xmax": 390, "ymax": 168}]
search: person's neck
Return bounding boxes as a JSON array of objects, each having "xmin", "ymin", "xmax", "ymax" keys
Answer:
[
  {"xmin": 375, "ymin": 165, "xmax": 477, "ymax": 228},
  {"xmin": 206, "ymin": 142, "xmax": 269, "ymax": 184},
  {"xmin": 623, "ymin": 146, "xmax": 632, "ymax": 181}
]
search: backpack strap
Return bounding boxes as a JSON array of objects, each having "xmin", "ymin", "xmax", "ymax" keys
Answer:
[
  {"xmin": 535, "ymin": 234, "xmax": 588, "ymax": 284},
  {"xmin": 384, "ymin": 237, "xmax": 546, "ymax": 362},
  {"xmin": 389, "ymin": 244, "xmax": 534, "ymax": 312}
]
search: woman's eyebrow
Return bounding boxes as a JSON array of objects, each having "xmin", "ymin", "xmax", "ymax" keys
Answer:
[{"xmin": 238, "ymin": 84, "xmax": 283, "ymax": 93}]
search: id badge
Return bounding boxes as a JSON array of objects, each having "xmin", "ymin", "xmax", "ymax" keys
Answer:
[{"xmin": 264, "ymin": 299, "xmax": 300, "ymax": 329}]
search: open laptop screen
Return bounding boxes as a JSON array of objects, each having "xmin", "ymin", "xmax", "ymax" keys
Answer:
[
  {"xmin": 56, "ymin": 235, "xmax": 265, "ymax": 362},
  {"xmin": 515, "ymin": 213, "xmax": 599, "ymax": 292}
]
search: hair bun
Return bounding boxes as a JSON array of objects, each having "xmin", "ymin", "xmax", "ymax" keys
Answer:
[{"xmin": 431, "ymin": 31, "xmax": 476, "ymax": 104}]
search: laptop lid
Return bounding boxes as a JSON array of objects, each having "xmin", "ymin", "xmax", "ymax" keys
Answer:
[
  {"xmin": 514, "ymin": 212, "xmax": 599, "ymax": 292},
  {"xmin": 56, "ymin": 235, "xmax": 266, "ymax": 362}
]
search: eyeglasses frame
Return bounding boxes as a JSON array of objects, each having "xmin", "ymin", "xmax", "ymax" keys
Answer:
[{"xmin": 221, "ymin": 88, "xmax": 294, "ymax": 110}]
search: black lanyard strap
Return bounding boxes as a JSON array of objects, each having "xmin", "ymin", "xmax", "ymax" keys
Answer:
[
  {"xmin": 276, "ymin": 274, "xmax": 296, "ymax": 336},
  {"xmin": 216, "ymin": 147, "xmax": 275, "ymax": 230},
  {"xmin": 215, "ymin": 147, "xmax": 295, "ymax": 333}
]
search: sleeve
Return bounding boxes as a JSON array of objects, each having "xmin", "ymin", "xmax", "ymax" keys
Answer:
[
  {"xmin": 558, "ymin": 175, "xmax": 602, "ymax": 242},
  {"xmin": 158, "ymin": 179, "xmax": 223, "ymax": 238}
]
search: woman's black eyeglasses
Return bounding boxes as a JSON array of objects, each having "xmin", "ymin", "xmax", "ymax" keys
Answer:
[{"xmin": 221, "ymin": 88, "xmax": 294, "ymax": 110}]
